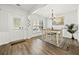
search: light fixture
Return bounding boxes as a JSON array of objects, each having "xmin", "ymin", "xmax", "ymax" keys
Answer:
[
  {"xmin": 16, "ymin": 4, "xmax": 21, "ymax": 6},
  {"xmin": 51, "ymin": 9, "xmax": 56, "ymax": 20}
]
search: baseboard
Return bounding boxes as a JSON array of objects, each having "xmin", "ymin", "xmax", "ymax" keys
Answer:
[
  {"xmin": 0, "ymin": 39, "xmax": 28, "ymax": 47},
  {"xmin": 10, "ymin": 39, "xmax": 26, "ymax": 46}
]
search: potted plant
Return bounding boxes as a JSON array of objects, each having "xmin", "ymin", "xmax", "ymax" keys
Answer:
[{"xmin": 66, "ymin": 24, "xmax": 78, "ymax": 40}]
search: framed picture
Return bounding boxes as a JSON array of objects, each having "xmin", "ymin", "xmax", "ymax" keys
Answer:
[
  {"xmin": 53, "ymin": 16, "xmax": 64, "ymax": 25},
  {"xmin": 13, "ymin": 17, "xmax": 21, "ymax": 29}
]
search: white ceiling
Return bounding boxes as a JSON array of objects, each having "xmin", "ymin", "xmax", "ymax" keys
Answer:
[
  {"xmin": 9, "ymin": 4, "xmax": 47, "ymax": 15},
  {"xmin": 34, "ymin": 4, "xmax": 79, "ymax": 17},
  {"xmin": 1, "ymin": 4, "xmax": 79, "ymax": 17}
]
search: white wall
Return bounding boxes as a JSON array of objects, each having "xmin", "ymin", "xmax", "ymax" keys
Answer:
[
  {"xmin": 33, "ymin": 5, "xmax": 78, "ymax": 40},
  {"xmin": 0, "ymin": 4, "xmax": 78, "ymax": 45},
  {"xmin": 29, "ymin": 10, "xmax": 78, "ymax": 40},
  {"xmin": 28, "ymin": 14, "xmax": 44, "ymax": 38},
  {"xmin": 0, "ymin": 5, "xmax": 29, "ymax": 45},
  {"xmin": 59, "ymin": 10, "xmax": 78, "ymax": 39},
  {"xmin": 78, "ymin": 7, "xmax": 79, "ymax": 41}
]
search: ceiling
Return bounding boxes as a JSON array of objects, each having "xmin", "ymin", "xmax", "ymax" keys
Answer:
[
  {"xmin": 1, "ymin": 4, "xmax": 79, "ymax": 17},
  {"xmin": 10, "ymin": 4, "xmax": 47, "ymax": 15},
  {"xmin": 33, "ymin": 4, "xmax": 79, "ymax": 17}
]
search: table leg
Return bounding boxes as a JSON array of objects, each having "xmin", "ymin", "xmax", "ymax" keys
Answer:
[{"xmin": 56, "ymin": 33, "xmax": 59, "ymax": 46}]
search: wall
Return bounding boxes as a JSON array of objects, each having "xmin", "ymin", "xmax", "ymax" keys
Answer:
[
  {"xmin": 78, "ymin": 7, "xmax": 79, "ymax": 41},
  {"xmin": 34, "ymin": 7, "xmax": 78, "ymax": 40},
  {"xmin": 0, "ymin": 5, "xmax": 78, "ymax": 45},
  {"xmin": 0, "ymin": 5, "xmax": 28, "ymax": 45},
  {"xmin": 28, "ymin": 14, "xmax": 44, "ymax": 38},
  {"xmin": 58, "ymin": 10, "xmax": 78, "ymax": 39},
  {"xmin": 29, "ymin": 10, "xmax": 78, "ymax": 40}
]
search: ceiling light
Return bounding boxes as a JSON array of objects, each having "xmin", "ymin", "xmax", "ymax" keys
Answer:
[
  {"xmin": 16, "ymin": 4, "xmax": 21, "ymax": 6},
  {"xmin": 49, "ymin": 9, "xmax": 56, "ymax": 20}
]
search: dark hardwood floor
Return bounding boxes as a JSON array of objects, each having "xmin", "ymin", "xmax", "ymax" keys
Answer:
[
  {"xmin": 0, "ymin": 38, "xmax": 69, "ymax": 55},
  {"xmin": 60, "ymin": 37, "xmax": 79, "ymax": 55},
  {"xmin": 0, "ymin": 35, "xmax": 79, "ymax": 55}
]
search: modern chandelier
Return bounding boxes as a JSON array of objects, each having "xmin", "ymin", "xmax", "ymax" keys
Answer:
[{"xmin": 51, "ymin": 9, "xmax": 56, "ymax": 20}]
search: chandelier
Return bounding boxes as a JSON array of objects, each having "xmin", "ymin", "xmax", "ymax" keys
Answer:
[{"xmin": 50, "ymin": 9, "xmax": 56, "ymax": 20}]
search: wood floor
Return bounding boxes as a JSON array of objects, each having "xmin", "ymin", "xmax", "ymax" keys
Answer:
[
  {"xmin": 60, "ymin": 38, "xmax": 79, "ymax": 55},
  {"xmin": 0, "ymin": 35, "xmax": 79, "ymax": 55},
  {"xmin": 0, "ymin": 38, "xmax": 69, "ymax": 55}
]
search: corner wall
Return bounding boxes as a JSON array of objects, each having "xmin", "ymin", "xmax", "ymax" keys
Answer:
[
  {"xmin": 59, "ymin": 10, "xmax": 78, "ymax": 39},
  {"xmin": 0, "ymin": 5, "xmax": 28, "ymax": 45},
  {"xmin": 77, "ymin": 7, "xmax": 79, "ymax": 41}
]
